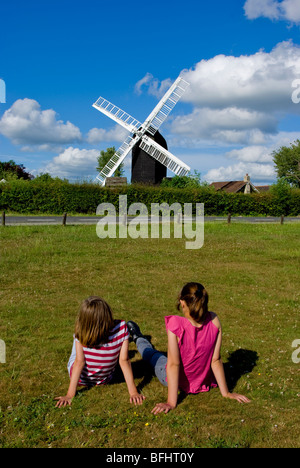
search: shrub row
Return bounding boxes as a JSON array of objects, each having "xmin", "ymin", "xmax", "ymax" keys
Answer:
[{"xmin": 0, "ymin": 179, "xmax": 300, "ymax": 216}]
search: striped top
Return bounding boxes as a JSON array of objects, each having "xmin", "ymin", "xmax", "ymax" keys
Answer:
[{"xmin": 72, "ymin": 320, "xmax": 129, "ymax": 386}]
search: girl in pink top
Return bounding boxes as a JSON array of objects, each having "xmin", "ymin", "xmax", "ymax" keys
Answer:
[{"xmin": 128, "ymin": 282, "xmax": 250, "ymax": 414}]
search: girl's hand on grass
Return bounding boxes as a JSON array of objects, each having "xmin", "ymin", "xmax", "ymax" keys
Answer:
[
  {"xmin": 130, "ymin": 393, "xmax": 146, "ymax": 406},
  {"xmin": 54, "ymin": 396, "xmax": 73, "ymax": 408},
  {"xmin": 225, "ymin": 392, "xmax": 251, "ymax": 404},
  {"xmin": 151, "ymin": 402, "xmax": 175, "ymax": 415}
]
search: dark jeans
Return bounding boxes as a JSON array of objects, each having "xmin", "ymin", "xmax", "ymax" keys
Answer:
[{"xmin": 136, "ymin": 337, "xmax": 168, "ymax": 386}]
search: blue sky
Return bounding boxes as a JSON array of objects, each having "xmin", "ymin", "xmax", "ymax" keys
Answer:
[{"xmin": 1, "ymin": 0, "xmax": 300, "ymax": 185}]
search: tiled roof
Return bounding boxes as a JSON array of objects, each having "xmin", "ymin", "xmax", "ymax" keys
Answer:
[{"xmin": 210, "ymin": 181, "xmax": 248, "ymax": 193}]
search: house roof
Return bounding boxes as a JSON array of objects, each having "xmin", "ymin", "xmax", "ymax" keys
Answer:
[
  {"xmin": 210, "ymin": 174, "xmax": 266, "ymax": 193},
  {"xmin": 210, "ymin": 181, "xmax": 251, "ymax": 193},
  {"xmin": 255, "ymin": 185, "xmax": 271, "ymax": 192}
]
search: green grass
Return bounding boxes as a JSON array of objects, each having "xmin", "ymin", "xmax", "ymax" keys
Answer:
[{"xmin": 0, "ymin": 222, "xmax": 299, "ymax": 448}]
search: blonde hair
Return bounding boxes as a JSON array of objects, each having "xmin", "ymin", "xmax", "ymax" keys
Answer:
[
  {"xmin": 75, "ymin": 296, "xmax": 114, "ymax": 348},
  {"xmin": 177, "ymin": 282, "xmax": 209, "ymax": 324}
]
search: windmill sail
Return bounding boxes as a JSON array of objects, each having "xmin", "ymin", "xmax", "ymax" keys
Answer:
[
  {"xmin": 142, "ymin": 77, "xmax": 190, "ymax": 136},
  {"xmin": 139, "ymin": 135, "xmax": 190, "ymax": 176},
  {"xmin": 93, "ymin": 97, "xmax": 142, "ymax": 134},
  {"xmin": 96, "ymin": 134, "xmax": 139, "ymax": 185}
]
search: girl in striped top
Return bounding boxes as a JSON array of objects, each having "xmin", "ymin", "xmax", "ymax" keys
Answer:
[{"xmin": 55, "ymin": 296, "xmax": 145, "ymax": 408}]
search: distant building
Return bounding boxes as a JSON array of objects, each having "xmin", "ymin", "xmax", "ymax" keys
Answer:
[
  {"xmin": 254, "ymin": 185, "xmax": 271, "ymax": 192},
  {"xmin": 105, "ymin": 177, "xmax": 127, "ymax": 188},
  {"xmin": 210, "ymin": 174, "xmax": 270, "ymax": 194}
]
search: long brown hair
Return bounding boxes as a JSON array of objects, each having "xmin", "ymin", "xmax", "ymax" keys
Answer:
[
  {"xmin": 177, "ymin": 282, "xmax": 209, "ymax": 324},
  {"xmin": 75, "ymin": 296, "xmax": 114, "ymax": 347}
]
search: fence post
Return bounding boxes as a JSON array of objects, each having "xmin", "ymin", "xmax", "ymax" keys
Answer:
[
  {"xmin": 280, "ymin": 214, "xmax": 284, "ymax": 225},
  {"xmin": 62, "ymin": 213, "xmax": 67, "ymax": 226},
  {"xmin": 1, "ymin": 211, "xmax": 5, "ymax": 226},
  {"xmin": 227, "ymin": 212, "xmax": 231, "ymax": 224}
]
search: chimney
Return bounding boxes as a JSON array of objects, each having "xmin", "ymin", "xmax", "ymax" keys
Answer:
[{"xmin": 244, "ymin": 173, "xmax": 251, "ymax": 193}]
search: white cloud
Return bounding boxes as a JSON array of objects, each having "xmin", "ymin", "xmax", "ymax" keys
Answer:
[
  {"xmin": 170, "ymin": 107, "xmax": 277, "ymax": 145},
  {"xmin": 86, "ymin": 125, "xmax": 128, "ymax": 144},
  {"xmin": 0, "ymin": 99, "xmax": 82, "ymax": 146},
  {"xmin": 41, "ymin": 145, "xmax": 133, "ymax": 181},
  {"xmin": 226, "ymin": 146, "xmax": 274, "ymax": 163},
  {"xmin": 244, "ymin": 0, "xmax": 282, "ymax": 20},
  {"xmin": 137, "ymin": 41, "xmax": 300, "ymax": 159},
  {"xmin": 244, "ymin": 0, "xmax": 300, "ymax": 24},
  {"xmin": 180, "ymin": 41, "xmax": 300, "ymax": 112},
  {"xmin": 42, "ymin": 147, "xmax": 99, "ymax": 179},
  {"xmin": 134, "ymin": 73, "xmax": 154, "ymax": 95},
  {"xmin": 205, "ymin": 162, "xmax": 276, "ymax": 183},
  {"xmin": 226, "ymin": 130, "xmax": 300, "ymax": 160},
  {"xmin": 283, "ymin": 0, "xmax": 300, "ymax": 22},
  {"xmin": 135, "ymin": 42, "xmax": 300, "ymax": 186},
  {"xmin": 202, "ymin": 130, "xmax": 300, "ymax": 184},
  {"xmin": 135, "ymin": 73, "xmax": 173, "ymax": 99}
]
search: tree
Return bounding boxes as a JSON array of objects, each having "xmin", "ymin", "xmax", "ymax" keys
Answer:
[
  {"xmin": 273, "ymin": 140, "xmax": 300, "ymax": 188},
  {"xmin": 32, "ymin": 172, "xmax": 69, "ymax": 183},
  {"xmin": 96, "ymin": 147, "xmax": 124, "ymax": 178},
  {"xmin": 270, "ymin": 179, "xmax": 293, "ymax": 216},
  {"xmin": 160, "ymin": 170, "xmax": 206, "ymax": 188},
  {"xmin": 0, "ymin": 160, "xmax": 33, "ymax": 180}
]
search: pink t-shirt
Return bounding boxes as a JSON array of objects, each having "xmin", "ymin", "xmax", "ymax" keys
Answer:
[{"xmin": 165, "ymin": 313, "xmax": 219, "ymax": 394}]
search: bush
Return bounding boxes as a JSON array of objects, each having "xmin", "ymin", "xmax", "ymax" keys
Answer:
[
  {"xmin": 160, "ymin": 171, "xmax": 203, "ymax": 189},
  {"xmin": 0, "ymin": 179, "xmax": 299, "ymax": 216}
]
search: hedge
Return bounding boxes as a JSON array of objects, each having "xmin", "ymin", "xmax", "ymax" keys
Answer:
[{"xmin": 0, "ymin": 179, "xmax": 300, "ymax": 216}]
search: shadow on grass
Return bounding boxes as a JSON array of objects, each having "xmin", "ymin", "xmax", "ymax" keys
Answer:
[
  {"xmin": 110, "ymin": 335, "xmax": 157, "ymax": 392},
  {"xmin": 224, "ymin": 348, "xmax": 259, "ymax": 392},
  {"xmin": 177, "ymin": 348, "xmax": 258, "ymax": 405}
]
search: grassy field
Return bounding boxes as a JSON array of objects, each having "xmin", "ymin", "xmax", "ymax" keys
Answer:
[{"xmin": 0, "ymin": 222, "xmax": 299, "ymax": 448}]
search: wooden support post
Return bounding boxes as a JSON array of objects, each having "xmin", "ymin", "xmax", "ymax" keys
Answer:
[
  {"xmin": 62, "ymin": 213, "xmax": 67, "ymax": 226},
  {"xmin": 280, "ymin": 214, "xmax": 284, "ymax": 225},
  {"xmin": 1, "ymin": 211, "xmax": 5, "ymax": 226},
  {"xmin": 227, "ymin": 212, "xmax": 232, "ymax": 224}
]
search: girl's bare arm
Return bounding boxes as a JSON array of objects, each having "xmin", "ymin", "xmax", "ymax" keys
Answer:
[
  {"xmin": 55, "ymin": 340, "xmax": 85, "ymax": 407},
  {"xmin": 152, "ymin": 330, "xmax": 180, "ymax": 415},
  {"xmin": 211, "ymin": 316, "xmax": 251, "ymax": 403},
  {"xmin": 119, "ymin": 339, "xmax": 145, "ymax": 405}
]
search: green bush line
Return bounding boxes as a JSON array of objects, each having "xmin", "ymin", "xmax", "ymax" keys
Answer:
[{"xmin": 0, "ymin": 180, "xmax": 300, "ymax": 216}]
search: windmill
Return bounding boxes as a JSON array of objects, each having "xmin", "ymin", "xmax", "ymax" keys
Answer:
[{"xmin": 92, "ymin": 75, "xmax": 191, "ymax": 186}]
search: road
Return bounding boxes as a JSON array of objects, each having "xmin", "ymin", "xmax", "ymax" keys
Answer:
[{"xmin": 2, "ymin": 215, "xmax": 300, "ymax": 225}]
